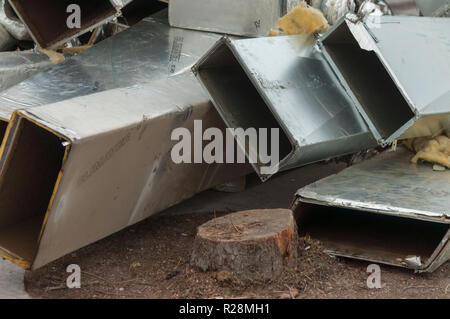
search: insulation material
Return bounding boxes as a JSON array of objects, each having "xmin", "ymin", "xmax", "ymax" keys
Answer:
[
  {"xmin": 321, "ymin": 0, "xmax": 356, "ymax": 25},
  {"xmin": 277, "ymin": 1, "xmax": 330, "ymax": 34},
  {"xmin": 358, "ymin": 0, "xmax": 391, "ymax": 16},
  {"xmin": 37, "ymin": 48, "xmax": 65, "ymax": 65},
  {"xmin": 0, "ymin": 17, "xmax": 227, "ymax": 136},
  {"xmin": 311, "ymin": 0, "xmax": 392, "ymax": 24},
  {"xmin": 291, "ymin": 147, "xmax": 450, "ymax": 272},
  {"xmin": 0, "ymin": 73, "xmax": 249, "ymax": 270},
  {"xmin": 405, "ymin": 135, "xmax": 450, "ymax": 169}
]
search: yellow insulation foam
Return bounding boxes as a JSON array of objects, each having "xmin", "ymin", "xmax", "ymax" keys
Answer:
[
  {"xmin": 277, "ymin": 2, "xmax": 330, "ymax": 35},
  {"xmin": 405, "ymin": 135, "xmax": 450, "ymax": 168}
]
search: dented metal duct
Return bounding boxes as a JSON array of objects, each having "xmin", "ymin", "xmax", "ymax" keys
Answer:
[
  {"xmin": 318, "ymin": 14, "xmax": 450, "ymax": 146},
  {"xmin": 0, "ymin": 17, "xmax": 228, "ymax": 136},
  {"xmin": 0, "ymin": 73, "xmax": 249, "ymax": 270},
  {"xmin": 0, "ymin": 0, "xmax": 29, "ymax": 40},
  {"xmin": 169, "ymin": 0, "xmax": 302, "ymax": 37},
  {"xmin": 8, "ymin": 0, "xmax": 121, "ymax": 48},
  {"xmin": 193, "ymin": 35, "xmax": 375, "ymax": 181},
  {"xmin": 291, "ymin": 147, "xmax": 450, "ymax": 272}
]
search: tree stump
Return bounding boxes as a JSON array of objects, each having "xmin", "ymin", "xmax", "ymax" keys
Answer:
[{"xmin": 190, "ymin": 209, "xmax": 298, "ymax": 283}]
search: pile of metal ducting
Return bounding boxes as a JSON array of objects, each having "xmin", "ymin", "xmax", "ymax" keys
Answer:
[{"xmin": 0, "ymin": 0, "xmax": 448, "ymax": 273}]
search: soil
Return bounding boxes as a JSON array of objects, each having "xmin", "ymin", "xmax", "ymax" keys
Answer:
[{"xmin": 25, "ymin": 211, "xmax": 450, "ymax": 299}]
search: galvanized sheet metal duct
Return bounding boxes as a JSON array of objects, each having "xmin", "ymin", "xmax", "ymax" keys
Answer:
[
  {"xmin": 0, "ymin": 51, "xmax": 53, "ymax": 93},
  {"xmin": 0, "ymin": 73, "xmax": 249, "ymax": 270},
  {"xmin": 193, "ymin": 35, "xmax": 376, "ymax": 181},
  {"xmin": 291, "ymin": 147, "xmax": 450, "ymax": 272},
  {"xmin": 0, "ymin": 17, "xmax": 228, "ymax": 126},
  {"xmin": 319, "ymin": 15, "xmax": 450, "ymax": 146},
  {"xmin": 0, "ymin": 14, "xmax": 250, "ymax": 270},
  {"xmin": 0, "ymin": 51, "xmax": 55, "ymax": 137},
  {"xmin": 169, "ymin": 0, "xmax": 302, "ymax": 37}
]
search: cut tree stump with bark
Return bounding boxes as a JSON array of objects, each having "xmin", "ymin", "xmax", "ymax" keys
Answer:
[{"xmin": 190, "ymin": 209, "xmax": 298, "ymax": 283}]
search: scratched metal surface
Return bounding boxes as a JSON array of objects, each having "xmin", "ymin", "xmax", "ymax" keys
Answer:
[
  {"xmin": 0, "ymin": 17, "xmax": 225, "ymax": 120},
  {"xmin": 296, "ymin": 147, "xmax": 450, "ymax": 221},
  {"xmin": 169, "ymin": 0, "xmax": 302, "ymax": 37}
]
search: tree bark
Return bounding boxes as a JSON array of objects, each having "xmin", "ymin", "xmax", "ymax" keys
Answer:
[{"xmin": 190, "ymin": 209, "xmax": 298, "ymax": 282}]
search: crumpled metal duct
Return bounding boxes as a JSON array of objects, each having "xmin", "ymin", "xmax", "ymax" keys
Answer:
[
  {"xmin": 0, "ymin": 16, "xmax": 229, "ymax": 128},
  {"xmin": 0, "ymin": 0, "xmax": 29, "ymax": 40},
  {"xmin": 291, "ymin": 147, "xmax": 450, "ymax": 272},
  {"xmin": 8, "ymin": 0, "xmax": 121, "ymax": 49},
  {"xmin": 193, "ymin": 35, "xmax": 376, "ymax": 181},
  {"xmin": 0, "ymin": 73, "xmax": 249, "ymax": 270},
  {"xmin": 319, "ymin": 14, "xmax": 450, "ymax": 146},
  {"xmin": 312, "ymin": 0, "xmax": 357, "ymax": 25},
  {"xmin": 169, "ymin": 0, "xmax": 303, "ymax": 37}
]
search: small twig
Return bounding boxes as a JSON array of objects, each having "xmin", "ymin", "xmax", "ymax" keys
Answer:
[
  {"xmin": 284, "ymin": 285, "xmax": 297, "ymax": 299},
  {"xmin": 45, "ymin": 284, "xmax": 66, "ymax": 292},
  {"xmin": 229, "ymin": 215, "xmax": 243, "ymax": 234},
  {"xmin": 82, "ymin": 271, "xmax": 116, "ymax": 287}
]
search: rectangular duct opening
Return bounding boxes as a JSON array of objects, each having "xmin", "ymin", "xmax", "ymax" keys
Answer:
[
  {"xmin": 0, "ymin": 119, "xmax": 7, "ymax": 140},
  {"xmin": 196, "ymin": 42, "xmax": 293, "ymax": 173},
  {"xmin": 0, "ymin": 117, "xmax": 67, "ymax": 267},
  {"xmin": 295, "ymin": 202, "xmax": 449, "ymax": 266},
  {"xmin": 119, "ymin": 0, "xmax": 168, "ymax": 26},
  {"xmin": 10, "ymin": 0, "xmax": 117, "ymax": 48},
  {"xmin": 322, "ymin": 23, "xmax": 415, "ymax": 140}
]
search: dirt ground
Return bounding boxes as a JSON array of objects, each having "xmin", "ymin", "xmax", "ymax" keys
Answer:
[{"xmin": 25, "ymin": 210, "xmax": 450, "ymax": 299}]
